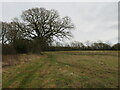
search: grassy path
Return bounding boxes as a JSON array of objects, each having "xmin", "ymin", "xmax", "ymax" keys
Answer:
[
  {"xmin": 3, "ymin": 55, "xmax": 46, "ymax": 88},
  {"xmin": 3, "ymin": 51, "xmax": 118, "ymax": 88}
]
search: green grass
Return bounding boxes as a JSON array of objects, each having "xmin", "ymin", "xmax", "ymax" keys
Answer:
[{"xmin": 3, "ymin": 51, "xmax": 118, "ymax": 88}]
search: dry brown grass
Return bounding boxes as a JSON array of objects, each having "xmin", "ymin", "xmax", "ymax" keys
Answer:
[
  {"xmin": 2, "ymin": 54, "xmax": 44, "ymax": 67},
  {"xmin": 2, "ymin": 51, "xmax": 118, "ymax": 88}
]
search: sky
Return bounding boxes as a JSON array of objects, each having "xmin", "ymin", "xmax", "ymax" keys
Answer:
[{"xmin": 1, "ymin": 2, "xmax": 118, "ymax": 45}]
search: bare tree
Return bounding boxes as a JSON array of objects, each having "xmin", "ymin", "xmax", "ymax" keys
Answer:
[
  {"xmin": 112, "ymin": 43, "xmax": 120, "ymax": 50},
  {"xmin": 84, "ymin": 41, "xmax": 91, "ymax": 49},
  {"xmin": 0, "ymin": 19, "xmax": 27, "ymax": 44},
  {"xmin": 7, "ymin": 23, "xmax": 25, "ymax": 43},
  {"xmin": 0, "ymin": 22, "xmax": 10, "ymax": 45},
  {"xmin": 20, "ymin": 8, "xmax": 74, "ymax": 52},
  {"xmin": 91, "ymin": 41, "xmax": 111, "ymax": 50},
  {"xmin": 21, "ymin": 8, "xmax": 74, "ymax": 43}
]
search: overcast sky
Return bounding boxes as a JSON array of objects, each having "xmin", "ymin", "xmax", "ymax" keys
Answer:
[{"xmin": 1, "ymin": 2, "xmax": 118, "ymax": 45}]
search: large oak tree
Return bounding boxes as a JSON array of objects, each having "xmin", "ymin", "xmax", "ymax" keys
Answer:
[
  {"xmin": 21, "ymin": 8, "xmax": 74, "ymax": 52},
  {"xmin": 21, "ymin": 8, "xmax": 74, "ymax": 41}
]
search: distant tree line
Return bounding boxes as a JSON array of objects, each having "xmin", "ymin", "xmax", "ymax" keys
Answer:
[
  {"xmin": 1, "ymin": 40, "xmax": 120, "ymax": 55},
  {"xmin": 46, "ymin": 41, "xmax": 120, "ymax": 51}
]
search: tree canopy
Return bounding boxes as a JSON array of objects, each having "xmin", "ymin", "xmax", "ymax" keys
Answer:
[{"xmin": 21, "ymin": 8, "xmax": 74, "ymax": 42}]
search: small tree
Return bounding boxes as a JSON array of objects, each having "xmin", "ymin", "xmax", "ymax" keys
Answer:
[
  {"xmin": 112, "ymin": 43, "xmax": 120, "ymax": 50},
  {"xmin": 0, "ymin": 22, "xmax": 9, "ymax": 45},
  {"xmin": 0, "ymin": 20, "xmax": 30, "ymax": 54},
  {"xmin": 91, "ymin": 41, "xmax": 111, "ymax": 50}
]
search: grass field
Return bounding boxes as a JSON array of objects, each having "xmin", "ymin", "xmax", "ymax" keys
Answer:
[{"xmin": 2, "ymin": 51, "xmax": 118, "ymax": 88}]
